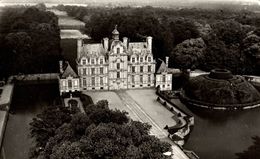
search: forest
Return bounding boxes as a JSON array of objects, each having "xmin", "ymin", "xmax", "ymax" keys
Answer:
[
  {"xmin": 1, "ymin": 4, "xmax": 260, "ymax": 78},
  {"xmin": 57, "ymin": 5, "xmax": 260, "ymax": 75},
  {"xmin": 0, "ymin": 4, "xmax": 61, "ymax": 79}
]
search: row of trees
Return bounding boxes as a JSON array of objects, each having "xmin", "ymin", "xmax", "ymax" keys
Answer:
[
  {"xmin": 57, "ymin": 5, "xmax": 260, "ymax": 75},
  {"xmin": 29, "ymin": 100, "xmax": 171, "ymax": 159},
  {"xmin": 0, "ymin": 6, "xmax": 61, "ymax": 79}
]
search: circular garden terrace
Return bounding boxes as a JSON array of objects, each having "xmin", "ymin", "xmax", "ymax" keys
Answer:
[{"xmin": 180, "ymin": 69, "xmax": 260, "ymax": 110}]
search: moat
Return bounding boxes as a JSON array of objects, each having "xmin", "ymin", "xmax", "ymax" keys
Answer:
[{"xmin": 174, "ymin": 98, "xmax": 260, "ymax": 159}]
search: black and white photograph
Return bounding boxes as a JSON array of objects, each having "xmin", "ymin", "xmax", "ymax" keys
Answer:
[{"xmin": 0, "ymin": 0, "xmax": 260, "ymax": 159}]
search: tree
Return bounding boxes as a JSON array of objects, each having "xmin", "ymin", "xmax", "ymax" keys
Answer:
[
  {"xmin": 242, "ymin": 31, "xmax": 260, "ymax": 58},
  {"xmin": 200, "ymin": 25, "xmax": 257, "ymax": 75},
  {"xmin": 169, "ymin": 18, "xmax": 200, "ymax": 46},
  {"xmin": 171, "ymin": 37, "xmax": 206, "ymax": 69},
  {"xmin": 29, "ymin": 105, "xmax": 76, "ymax": 148},
  {"xmin": 236, "ymin": 136, "xmax": 260, "ymax": 159},
  {"xmin": 30, "ymin": 100, "xmax": 172, "ymax": 159},
  {"xmin": 0, "ymin": 6, "xmax": 60, "ymax": 79},
  {"xmin": 211, "ymin": 20, "xmax": 247, "ymax": 45},
  {"xmin": 5, "ymin": 32, "xmax": 32, "ymax": 74}
]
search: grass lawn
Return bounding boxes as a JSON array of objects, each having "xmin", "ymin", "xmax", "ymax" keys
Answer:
[{"xmin": 59, "ymin": 17, "xmax": 85, "ymax": 30}]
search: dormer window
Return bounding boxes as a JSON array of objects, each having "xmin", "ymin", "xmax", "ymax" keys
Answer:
[
  {"xmin": 100, "ymin": 58, "xmax": 104, "ymax": 65},
  {"xmin": 140, "ymin": 57, "xmax": 143, "ymax": 63},
  {"xmin": 132, "ymin": 57, "xmax": 135, "ymax": 63},
  {"xmin": 117, "ymin": 48, "xmax": 120, "ymax": 54},
  {"xmin": 148, "ymin": 56, "xmax": 151, "ymax": 62},
  {"xmin": 82, "ymin": 59, "xmax": 86, "ymax": 65}
]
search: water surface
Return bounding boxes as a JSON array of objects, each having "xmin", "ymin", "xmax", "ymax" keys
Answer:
[{"xmin": 182, "ymin": 102, "xmax": 260, "ymax": 159}]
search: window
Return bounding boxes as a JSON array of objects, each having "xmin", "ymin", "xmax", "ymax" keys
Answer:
[
  {"xmin": 117, "ymin": 72, "xmax": 120, "ymax": 78},
  {"xmin": 148, "ymin": 56, "xmax": 151, "ymax": 62},
  {"xmin": 162, "ymin": 75, "xmax": 166, "ymax": 82},
  {"xmin": 83, "ymin": 78, "xmax": 86, "ymax": 87},
  {"xmin": 117, "ymin": 63, "xmax": 120, "ymax": 69},
  {"xmin": 117, "ymin": 48, "xmax": 120, "ymax": 54},
  {"xmin": 100, "ymin": 58, "xmax": 104, "ymax": 64},
  {"xmin": 140, "ymin": 57, "xmax": 143, "ymax": 63},
  {"xmin": 68, "ymin": 80, "xmax": 72, "ymax": 89},
  {"xmin": 62, "ymin": 81, "xmax": 66, "ymax": 87},
  {"xmin": 91, "ymin": 68, "xmax": 95, "ymax": 75},
  {"xmin": 91, "ymin": 77, "xmax": 95, "ymax": 86},
  {"xmin": 148, "ymin": 75, "xmax": 151, "ymax": 83},
  {"xmin": 148, "ymin": 65, "xmax": 151, "ymax": 72},
  {"xmin": 140, "ymin": 66, "xmax": 143, "ymax": 73},
  {"xmin": 132, "ymin": 66, "xmax": 135, "ymax": 73},
  {"xmin": 91, "ymin": 59, "xmax": 95, "ymax": 64},
  {"xmin": 140, "ymin": 75, "xmax": 143, "ymax": 83},
  {"xmin": 132, "ymin": 57, "xmax": 135, "ymax": 63},
  {"xmin": 100, "ymin": 67, "xmax": 103, "ymax": 74},
  {"xmin": 82, "ymin": 59, "xmax": 86, "ymax": 65},
  {"xmin": 132, "ymin": 75, "xmax": 135, "ymax": 83},
  {"xmin": 100, "ymin": 77, "xmax": 103, "ymax": 85},
  {"xmin": 83, "ymin": 68, "xmax": 87, "ymax": 75}
]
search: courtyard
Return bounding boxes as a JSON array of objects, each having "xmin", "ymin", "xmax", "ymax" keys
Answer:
[{"xmin": 84, "ymin": 88, "xmax": 177, "ymax": 138}]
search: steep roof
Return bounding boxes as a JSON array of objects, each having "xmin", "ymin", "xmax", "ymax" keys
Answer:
[
  {"xmin": 112, "ymin": 25, "xmax": 119, "ymax": 35},
  {"xmin": 128, "ymin": 42, "xmax": 150, "ymax": 56},
  {"xmin": 157, "ymin": 59, "xmax": 181, "ymax": 74},
  {"xmin": 157, "ymin": 60, "xmax": 167, "ymax": 73},
  {"xmin": 80, "ymin": 43, "xmax": 106, "ymax": 58},
  {"xmin": 129, "ymin": 42, "xmax": 147, "ymax": 49},
  {"xmin": 60, "ymin": 63, "xmax": 78, "ymax": 78},
  {"xmin": 112, "ymin": 28, "xmax": 119, "ymax": 35},
  {"xmin": 110, "ymin": 40, "xmax": 125, "ymax": 50}
]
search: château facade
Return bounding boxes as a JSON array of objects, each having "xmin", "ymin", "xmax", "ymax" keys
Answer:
[{"xmin": 59, "ymin": 26, "xmax": 158, "ymax": 94}]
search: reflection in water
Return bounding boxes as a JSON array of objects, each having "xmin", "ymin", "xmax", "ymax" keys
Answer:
[{"xmin": 184, "ymin": 104, "xmax": 260, "ymax": 159}]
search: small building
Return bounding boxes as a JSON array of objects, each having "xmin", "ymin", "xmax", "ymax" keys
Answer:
[
  {"xmin": 58, "ymin": 61, "xmax": 80, "ymax": 95},
  {"xmin": 156, "ymin": 57, "xmax": 180, "ymax": 91}
]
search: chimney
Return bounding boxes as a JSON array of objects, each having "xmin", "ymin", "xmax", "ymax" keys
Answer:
[
  {"xmin": 123, "ymin": 37, "xmax": 128, "ymax": 49},
  {"xmin": 103, "ymin": 37, "xmax": 109, "ymax": 51},
  {"xmin": 166, "ymin": 56, "xmax": 169, "ymax": 68},
  {"xmin": 59, "ymin": 60, "xmax": 63, "ymax": 73},
  {"xmin": 146, "ymin": 36, "xmax": 152, "ymax": 51},
  {"xmin": 77, "ymin": 38, "xmax": 83, "ymax": 59}
]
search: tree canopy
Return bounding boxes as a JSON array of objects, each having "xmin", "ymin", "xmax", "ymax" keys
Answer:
[
  {"xmin": 56, "ymin": 5, "xmax": 260, "ymax": 75},
  {"xmin": 0, "ymin": 6, "xmax": 61, "ymax": 79},
  {"xmin": 171, "ymin": 37, "xmax": 206, "ymax": 69},
  {"xmin": 29, "ymin": 100, "xmax": 171, "ymax": 159}
]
